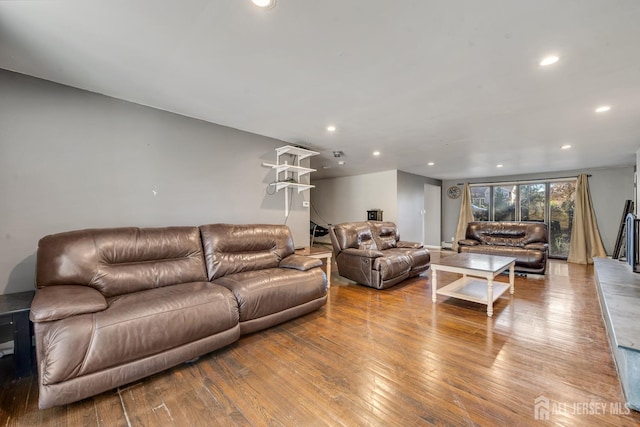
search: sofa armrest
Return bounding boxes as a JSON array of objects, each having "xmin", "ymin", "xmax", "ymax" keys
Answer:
[
  {"xmin": 458, "ymin": 239, "xmax": 480, "ymax": 246},
  {"xmin": 397, "ymin": 240, "xmax": 423, "ymax": 249},
  {"xmin": 30, "ymin": 285, "xmax": 107, "ymax": 322},
  {"xmin": 341, "ymin": 248, "xmax": 385, "ymax": 259},
  {"xmin": 524, "ymin": 242, "xmax": 549, "ymax": 251},
  {"xmin": 279, "ymin": 254, "xmax": 323, "ymax": 271}
]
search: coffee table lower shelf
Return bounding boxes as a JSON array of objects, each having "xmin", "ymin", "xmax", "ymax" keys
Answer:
[
  {"xmin": 436, "ymin": 277, "xmax": 511, "ymax": 305},
  {"xmin": 431, "ymin": 253, "xmax": 516, "ymax": 317}
]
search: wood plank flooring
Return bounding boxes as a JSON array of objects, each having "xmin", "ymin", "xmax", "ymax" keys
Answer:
[{"xmin": 2, "ymin": 251, "xmax": 640, "ymax": 426}]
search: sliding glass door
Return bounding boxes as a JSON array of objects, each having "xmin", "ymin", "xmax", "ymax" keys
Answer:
[
  {"xmin": 470, "ymin": 179, "xmax": 576, "ymax": 258},
  {"xmin": 549, "ymin": 181, "xmax": 576, "ymax": 257}
]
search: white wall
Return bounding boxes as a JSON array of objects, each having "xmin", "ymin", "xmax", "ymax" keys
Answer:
[
  {"xmin": 310, "ymin": 170, "xmax": 398, "ymax": 242},
  {"xmin": 441, "ymin": 166, "xmax": 635, "ymax": 255},
  {"xmin": 0, "ymin": 69, "xmax": 309, "ymax": 295}
]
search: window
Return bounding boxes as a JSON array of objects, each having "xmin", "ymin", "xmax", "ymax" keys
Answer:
[
  {"xmin": 470, "ymin": 186, "xmax": 490, "ymax": 221},
  {"xmin": 520, "ymin": 183, "xmax": 545, "ymax": 222},
  {"xmin": 549, "ymin": 181, "xmax": 576, "ymax": 257},
  {"xmin": 470, "ymin": 179, "xmax": 576, "ymax": 258},
  {"xmin": 493, "ymin": 185, "xmax": 516, "ymax": 221}
]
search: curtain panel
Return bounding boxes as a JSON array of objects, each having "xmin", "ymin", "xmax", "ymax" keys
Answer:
[
  {"xmin": 567, "ymin": 174, "xmax": 607, "ymax": 264},
  {"xmin": 453, "ymin": 183, "xmax": 473, "ymax": 252}
]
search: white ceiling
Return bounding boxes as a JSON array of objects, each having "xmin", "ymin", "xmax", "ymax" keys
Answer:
[{"xmin": 1, "ymin": 0, "xmax": 639, "ymax": 180}]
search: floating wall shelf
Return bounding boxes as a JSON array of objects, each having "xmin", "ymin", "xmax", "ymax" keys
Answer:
[{"xmin": 262, "ymin": 145, "xmax": 319, "ymax": 217}]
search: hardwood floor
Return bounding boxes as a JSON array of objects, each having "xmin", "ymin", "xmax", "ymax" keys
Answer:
[{"xmin": 2, "ymin": 252, "xmax": 640, "ymax": 426}]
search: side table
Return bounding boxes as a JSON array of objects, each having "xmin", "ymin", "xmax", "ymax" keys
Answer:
[
  {"xmin": 295, "ymin": 247, "xmax": 333, "ymax": 287},
  {"xmin": 0, "ymin": 290, "xmax": 35, "ymax": 377}
]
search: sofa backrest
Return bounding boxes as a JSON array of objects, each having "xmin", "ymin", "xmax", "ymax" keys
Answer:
[
  {"xmin": 199, "ymin": 224, "xmax": 295, "ymax": 280},
  {"xmin": 330, "ymin": 221, "xmax": 399, "ymax": 252},
  {"xmin": 368, "ymin": 221, "xmax": 401, "ymax": 250},
  {"xmin": 36, "ymin": 227, "xmax": 208, "ymax": 297},
  {"xmin": 465, "ymin": 221, "xmax": 548, "ymax": 246}
]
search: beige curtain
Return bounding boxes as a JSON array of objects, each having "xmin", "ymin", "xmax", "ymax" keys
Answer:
[
  {"xmin": 567, "ymin": 174, "xmax": 607, "ymax": 264},
  {"xmin": 453, "ymin": 183, "xmax": 474, "ymax": 251}
]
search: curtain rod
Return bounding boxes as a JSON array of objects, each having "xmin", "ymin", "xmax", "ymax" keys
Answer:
[{"xmin": 456, "ymin": 174, "xmax": 591, "ymax": 186}]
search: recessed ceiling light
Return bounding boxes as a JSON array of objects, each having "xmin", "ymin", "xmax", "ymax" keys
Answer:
[
  {"xmin": 539, "ymin": 55, "xmax": 560, "ymax": 66},
  {"xmin": 427, "ymin": 162, "xmax": 435, "ymax": 166},
  {"xmin": 496, "ymin": 164, "xmax": 503, "ymax": 168},
  {"xmin": 322, "ymin": 165, "xmax": 331, "ymax": 169},
  {"xmin": 373, "ymin": 151, "xmax": 381, "ymax": 156},
  {"xmin": 338, "ymin": 160, "xmax": 345, "ymax": 165},
  {"xmin": 251, "ymin": 0, "xmax": 276, "ymax": 8},
  {"xmin": 595, "ymin": 105, "xmax": 611, "ymax": 113},
  {"xmin": 327, "ymin": 125, "xmax": 336, "ymax": 132},
  {"xmin": 561, "ymin": 144, "xmax": 572, "ymax": 150}
]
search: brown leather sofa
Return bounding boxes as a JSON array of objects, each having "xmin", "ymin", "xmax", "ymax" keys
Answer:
[
  {"xmin": 329, "ymin": 221, "xmax": 430, "ymax": 289},
  {"xmin": 457, "ymin": 221, "xmax": 549, "ymax": 274},
  {"xmin": 30, "ymin": 224, "xmax": 327, "ymax": 409}
]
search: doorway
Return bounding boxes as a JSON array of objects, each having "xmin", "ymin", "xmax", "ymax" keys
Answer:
[{"xmin": 423, "ymin": 184, "xmax": 441, "ymax": 248}]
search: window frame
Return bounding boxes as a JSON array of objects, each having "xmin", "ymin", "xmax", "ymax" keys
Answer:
[{"xmin": 469, "ymin": 178, "xmax": 577, "ymax": 259}]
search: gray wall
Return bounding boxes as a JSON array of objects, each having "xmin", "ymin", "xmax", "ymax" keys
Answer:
[
  {"xmin": 310, "ymin": 170, "xmax": 442, "ymax": 245},
  {"xmin": 441, "ymin": 166, "xmax": 635, "ymax": 255},
  {"xmin": 397, "ymin": 171, "xmax": 442, "ymax": 243},
  {"xmin": 310, "ymin": 170, "xmax": 398, "ymax": 244},
  {"xmin": 0, "ymin": 69, "xmax": 309, "ymax": 295}
]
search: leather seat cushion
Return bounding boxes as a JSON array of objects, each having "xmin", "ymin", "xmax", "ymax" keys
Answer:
[
  {"xmin": 39, "ymin": 282, "xmax": 238, "ymax": 385},
  {"xmin": 386, "ymin": 247, "xmax": 431, "ymax": 270},
  {"xmin": 212, "ymin": 268, "xmax": 327, "ymax": 322},
  {"xmin": 373, "ymin": 254, "xmax": 412, "ymax": 280}
]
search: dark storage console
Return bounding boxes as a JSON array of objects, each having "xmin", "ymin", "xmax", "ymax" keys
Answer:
[{"xmin": 0, "ymin": 290, "xmax": 34, "ymax": 377}]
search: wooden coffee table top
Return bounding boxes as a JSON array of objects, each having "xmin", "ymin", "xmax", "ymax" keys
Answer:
[{"xmin": 433, "ymin": 253, "xmax": 516, "ymax": 273}]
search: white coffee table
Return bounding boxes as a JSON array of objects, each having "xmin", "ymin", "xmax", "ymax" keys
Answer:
[{"xmin": 431, "ymin": 253, "xmax": 516, "ymax": 317}]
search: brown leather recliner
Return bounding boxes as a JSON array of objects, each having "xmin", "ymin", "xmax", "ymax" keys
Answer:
[
  {"xmin": 457, "ymin": 221, "xmax": 549, "ymax": 274},
  {"xmin": 329, "ymin": 221, "xmax": 430, "ymax": 289},
  {"xmin": 30, "ymin": 224, "xmax": 327, "ymax": 409}
]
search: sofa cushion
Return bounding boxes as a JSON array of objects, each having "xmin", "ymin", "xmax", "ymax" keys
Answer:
[
  {"xmin": 373, "ymin": 254, "xmax": 412, "ymax": 280},
  {"xmin": 369, "ymin": 221, "xmax": 399, "ymax": 250},
  {"xmin": 376, "ymin": 235, "xmax": 397, "ymax": 250},
  {"xmin": 359, "ymin": 241, "xmax": 378, "ymax": 250},
  {"xmin": 212, "ymin": 268, "xmax": 327, "ymax": 322},
  {"xmin": 331, "ymin": 222, "xmax": 377, "ymax": 250},
  {"xmin": 200, "ymin": 224, "xmax": 295, "ymax": 280},
  {"xmin": 30, "ymin": 285, "xmax": 107, "ymax": 322},
  {"xmin": 356, "ymin": 228, "xmax": 378, "ymax": 250},
  {"xmin": 37, "ymin": 282, "xmax": 238, "ymax": 385},
  {"xmin": 386, "ymin": 247, "xmax": 431, "ymax": 271},
  {"xmin": 36, "ymin": 227, "xmax": 208, "ymax": 298},
  {"xmin": 466, "ymin": 221, "xmax": 548, "ymax": 247},
  {"xmin": 279, "ymin": 254, "xmax": 322, "ymax": 271}
]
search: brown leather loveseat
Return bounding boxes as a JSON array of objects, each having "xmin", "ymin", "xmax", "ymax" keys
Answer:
[
  {"xmin": 329, "ymin": 221, "xmax": 430, "ymax": 289},
  {"xmin": 457, "ymin": 221, "xmax": 549, "ymax": 274},
  {"xmin": 30, "ymin": 224, "xmax": 327, "ymax": 409}
]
